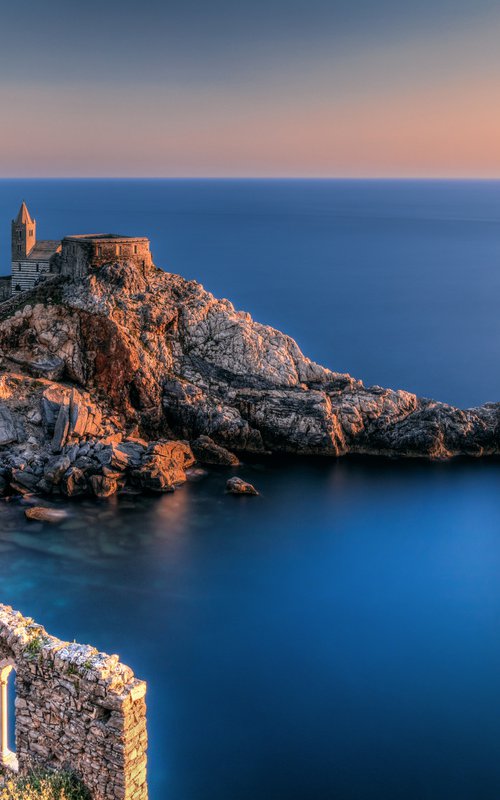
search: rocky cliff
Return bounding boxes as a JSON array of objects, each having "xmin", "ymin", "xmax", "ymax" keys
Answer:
[{"xmin": 0, "ymin": 258, "xmax": 498, "ymax": 498}]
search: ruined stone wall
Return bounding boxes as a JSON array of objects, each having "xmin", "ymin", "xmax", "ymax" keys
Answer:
[
  {"xmin": 61, "ymin": 238, "xmax": 152, "ymax": 280},
  {"xmin": 0, "ymin": 605, "xmax": 148, "ymax": 800},
  {"xmin": 60, "ymin": 240, "xmax": 92, "ymax": 279},
  {"xmin": 0, "ymin": 279, "xmax": 10, "ymax": 303}
]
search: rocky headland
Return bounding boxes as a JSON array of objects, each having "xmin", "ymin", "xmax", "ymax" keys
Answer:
[{"xmin": 0, "ymin": 257, "xmax": 499, "ymax": 500}]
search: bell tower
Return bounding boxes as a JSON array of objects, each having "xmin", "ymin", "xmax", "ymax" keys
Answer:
[{"xmin": 11, "ymin": 201, "xmax": 36, "ymax": 262}]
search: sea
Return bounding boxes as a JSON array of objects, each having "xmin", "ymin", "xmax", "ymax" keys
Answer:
[{"xmin": 1, "ymin": 179, "xmax": 500, "ymax": 799}]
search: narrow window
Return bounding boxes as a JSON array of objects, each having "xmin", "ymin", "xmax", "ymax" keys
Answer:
[
  {"xmin": 14, "ymin": 284, "xmax": 20, "ymax": 292},
  {"xmin": 97, "ymin": 246, "xmax": 102, "ymax": 257},
  {"xmin": 29, "ymin": 230, "xmax": 33, "ymax": 237},
  {"xmin": 134, "ymin": 244, "xmax": 138, "ymax": 254},
  {"xmin": 18, "ymin": 230, "xmax": 21, "ymax": 240},
  {"xmin": 36, "ymin": 264, "xmax": 39, "ymax": 272},
  {"xmin": 17, "ymin": 245, "xmax": 21, "ymax": 253}
]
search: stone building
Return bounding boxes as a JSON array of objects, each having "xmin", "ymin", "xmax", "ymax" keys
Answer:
[
  {"xmin": 10, "ymin": 202, "xmax": 61, "ymax": 294},
  {"xmin": 2, "ymin": 202, "xmax": 153, "ymax": 299},
  {"xmin": 0, "ymin": 604, "xmax": 148, "ymax": 799},
  {"xmin": 61, "ymin": 234, "xmax": 153, "ymax": 280}
]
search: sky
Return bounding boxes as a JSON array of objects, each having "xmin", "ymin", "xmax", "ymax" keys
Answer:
[{"xmin": 1, "ymin": 0, "xmax": 500, "ymax": 177}]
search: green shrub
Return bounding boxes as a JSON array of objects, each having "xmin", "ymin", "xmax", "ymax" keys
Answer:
[{"xmin": 0, "ymin": 769, "xmax": 90, "ymax": 800}]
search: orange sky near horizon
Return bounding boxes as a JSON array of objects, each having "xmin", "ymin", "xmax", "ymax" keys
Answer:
[{"xmin": 1, "ymin": 2, "xmax": 500, "ymax": 177}]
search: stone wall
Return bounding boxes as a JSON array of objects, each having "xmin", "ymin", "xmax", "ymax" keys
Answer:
[
  {"xmin": 61, "ymin": 237, "xmax": 152, "ymax": 280},
  {"xmin": 0, "ymin": 605, "xmax": 148, "ymax": 799},
  {"xmin": 0, "ymin": 279, "xmax": 10, "ymax": 303},
  {"xmin": 10, "ymin": 259, "xmax": 52, "ymax": 294}
]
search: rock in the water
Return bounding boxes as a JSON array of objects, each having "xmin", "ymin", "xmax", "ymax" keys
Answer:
[
  {"xmin": 61, "ymin": 467, "xmax": 88, "ymax": 498},
  {"xmin": 10, "ymin": 469, "xmax": 39, "ymax": 492},
  {"xmin": 133, "ymin": 440, "xmax": 195, "ymax": 492},
  {"xmin": 25, "ymin": 506, "xmax": 68, "ymax": 523},
  {"xmin": 191, "ymin": 435, "xmax": 240, "ymax": 466},
  {"xmin": 226, "ymin": 477, "xmax": 259, "ymax": 496},
  {"xmin": 44, "ymin": 456, "xmax": 71, "ymax": 486},
  {"xmin": 90, "ymin": 475, "xmax": 119, "ymax": 498}
]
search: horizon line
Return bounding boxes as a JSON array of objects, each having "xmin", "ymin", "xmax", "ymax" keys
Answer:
[{"xmin": 2, "ymin": 176, "xmax": 500, "ymax": 181}]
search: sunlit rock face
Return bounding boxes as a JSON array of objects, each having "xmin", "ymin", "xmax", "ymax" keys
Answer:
[{"xmin": 1, "ymin": 257, "xmax": 500, "ymax": 480}]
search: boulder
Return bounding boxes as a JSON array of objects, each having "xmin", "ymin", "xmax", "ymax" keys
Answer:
[
  {"xmin": 133, "ymin": 440, "xmax": 194, "ymax": 492},
  {"xmin": 44, "ymin": 455, "xmax": 71, "ymax": 486},
  {"xmin": 226, "ymin": 477, "xmax": 259, "ymax": 496},
  {"xmin": 90, "ymin": 474, "xmax": 119, "ymax": 498},
  {"xmin": 69, "ymin": 390, "xmax": 89, "ymax": 436},
  {"xmin": 52, "ymin": 404, "xmax": 70, "ymax": 453},
  {"xmin": 41, "ymin": 385, "xmax": 70, "ymax": 430},
  {"xmin": 191, "ymin": 435, "xmax": 240, "ymax": 466},
  {"xmin": 10, "ymin": 469, "xmax": 39, "ymax": 492},
  {"xmin": 26, "ymin": 356, "xmax": 65, "ymax": 381},
  {"xmin": 42, "ymin": 385, "xmax": 104, "ymax": 443},
  {"xmin": 96, "ymin": 442, "xmax": 143, "ymax": 471},
  {"xmin": 0, "ymin": 404, "xmax": 16, "ymax": 446},
  {"xmin": 25, "ymin": 506, "xmax": 69, "ymax": 523},
  {"xmin": 61, "ymin": 467, "xmax": 88, "ymax": 498},
  {"xmin": 133, "ymin": 464, "xmax": 176, "ymax": 493}
]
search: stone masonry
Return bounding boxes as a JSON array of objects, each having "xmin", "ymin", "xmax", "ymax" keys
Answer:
[
  {"xmin": 61, "ymin": 235, "xmax": 152, "ymax": 280},
  {"xmin": 0, "ymin": 605, "xmax": 148, "ymax": 799}
]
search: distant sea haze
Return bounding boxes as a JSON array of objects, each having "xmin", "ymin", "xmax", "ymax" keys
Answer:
[{"xmin": 1, "ymin": 178, "xmax": 500, "ymax": 407}]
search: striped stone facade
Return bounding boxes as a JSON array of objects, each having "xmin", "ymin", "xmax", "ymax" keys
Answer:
[{"xmin": 10, "ymin": 257, "xmax": 54, "ymax": 294}]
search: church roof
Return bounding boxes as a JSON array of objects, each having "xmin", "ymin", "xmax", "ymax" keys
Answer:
[
  {"xmin": 15, "ymin": 201, "xmax": 34, "ymax": 226},
  {"xmin": 63, "ymin": 234, "xmax": 148, "ymax": 242},
  {"xmin": 24, "ymin": 240, "xmax": 61, "ymax": 261}
]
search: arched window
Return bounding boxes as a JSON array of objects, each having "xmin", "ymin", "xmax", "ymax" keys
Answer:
[
  {"xmin": 0, "ymin": 659, "xmax": 18, "ymax": 772},
  {"xmin": 14, "ymin": 284, "xmax": 21, "ymax": 292}
]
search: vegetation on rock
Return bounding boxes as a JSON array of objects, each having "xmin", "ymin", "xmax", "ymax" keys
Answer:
[{"xmin": 0, "ymin": 770, "xmax": 90, "ymax": 800}]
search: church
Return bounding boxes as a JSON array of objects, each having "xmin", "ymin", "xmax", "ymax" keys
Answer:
[
  {"xmin": 0, "ymin": 201, "xmax": 153, "ymax": 301},
  {"xmin": 10, "ymin": 201, "xmax": 61, "ymax": 294}
]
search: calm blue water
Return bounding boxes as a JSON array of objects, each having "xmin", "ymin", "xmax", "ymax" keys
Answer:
[{"xmin": 2, "ymin": 180, "xmax": 500, "ymax": 799}]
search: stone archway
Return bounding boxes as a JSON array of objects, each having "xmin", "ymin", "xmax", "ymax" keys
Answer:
[{"xmin": 0, "ymin": 658, "xmax": 18, "ymax": 772}]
